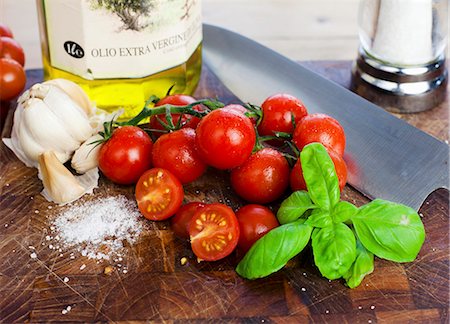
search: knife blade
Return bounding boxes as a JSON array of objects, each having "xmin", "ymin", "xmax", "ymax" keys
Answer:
[{"xmin": 202, "ymin": 24, "xmax": 449, "ymax": 210}]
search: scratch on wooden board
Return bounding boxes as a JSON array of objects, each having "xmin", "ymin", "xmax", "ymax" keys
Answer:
[{"xmin": 13, "ymin": 237, "xmax": 114, "ymax": 321}]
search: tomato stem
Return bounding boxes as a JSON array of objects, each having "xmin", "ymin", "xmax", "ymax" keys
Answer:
[{"xmin": 118, "ymin": 98, "xmax": 225, "ymax": 127}]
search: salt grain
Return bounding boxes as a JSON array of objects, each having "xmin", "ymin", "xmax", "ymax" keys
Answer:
[
  {"xmin": 63, "ymin": 277, "xmax": 69, "ymax": 283},
  {"xmin": 370, "ymin": 305, "xmax": 375, "ymax": 310},
  {"xmin": 301, "ymin": 287, "xmax": 306, "ymax": 292},
  {"xmin": 51, "ymin": 195, "xmax": 143, "ymax": 261},
  {"xmin": 80, "ymin": 264, "xmax": 86, "ymax": 270},
  {"xmin": 30, "ymin": 252, "xmax": 37, "ymax": 259}
]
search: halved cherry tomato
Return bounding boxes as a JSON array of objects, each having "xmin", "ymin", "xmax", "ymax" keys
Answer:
[
  {"xmin": 290, "ymin": 147, "xmax": 348, "ymax": 192},
  {"xmin": 257, "ymin": 93, "xmax": 308, "ymax": 141},
  {"xmin": 230, "ymin": 147, "xmax": 290, "ymax": 204},
  {"xmin": 171, "ymin": 202, "xmax": 206, "ymax": 239},
  {"xmin": 135, "ymin": 168, "xmax": 184, "ymax": 221},
  {"xmin": 0, "ymin": 24, "xmax": 13, "ymax": 38},
  {"xmin": 0, "ymin": 58, "xmax": 26, "ymax": 101},
  {"xmin": 98, "ymin": 126, "xmax": 153, "ymax": 185},
  {"xmin": 236, "ymin": 204, "xmax": 279, "ymax": 253},
  {"xmin": 195, "ymin": 109, "xmax": 256, "ymax": 170},
  {"xmin": 292, "ymin": 113, "xmax": 346, "ymax": 156},
  {"xmin": 150, "ymin": 94, "xmax": 203, "ymax": 136},
  {"xmin": 152, "ymin": 128, "xmax": 206, "ymax": 184},
  {"xmin": 0, "ymin": 37, "xmax": 25, "ymax": 66},
  {"xmin": 189, "ymin": 203, "xmax": 240, "ymax": 261}
]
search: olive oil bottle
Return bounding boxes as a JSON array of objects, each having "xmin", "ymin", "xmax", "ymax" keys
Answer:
[{"xmin": 36, "ymin": 0, "xmax": 202, "ymax": 120}]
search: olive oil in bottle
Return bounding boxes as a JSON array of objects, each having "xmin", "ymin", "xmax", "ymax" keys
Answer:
[{"xmin": 36, "ymin": 0, "xmax": 202, "ymax": 120}]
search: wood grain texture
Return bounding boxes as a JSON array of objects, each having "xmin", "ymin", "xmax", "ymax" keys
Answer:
[{"xmin": 0, "ymin": 62, "xmax": 448, "ymax": 323}]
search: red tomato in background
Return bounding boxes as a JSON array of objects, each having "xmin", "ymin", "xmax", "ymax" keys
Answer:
[
  {"xmin": 0, "ymin": 24, "xmax": 13, "ymax": 38},
  {"xmin": 221, "ymin": 104, "xmax": 257, "ymax": 125},
  {"xmin": 0, "ymin": 37, "xmax": 25, "ymax": 66},
  {"xmin": 0, "ymin": 58, "xmax": 26, "ymax": 101},
  {"xmin": 290, "ymin": 147, "xmax": 348, "ymax": 192},
  {"xmin": 98, "ymin": 126, "xmax": 153, "ymax": 184},
  {"xmin": 135, "ymin": 168, "xmax": 184, "ymax": 221},
  {"xmin": 236, "ymin": 204, "xmax": 279, "ymax": 253},
  {"xmin": 292, "ymin": 113, "xmax": 346, "ymax": 156},
  {"xmin": 230, "ymin": 147, "xmax": 290, "ymax": 204},
  {"xmin": 150, "ymin": 94, "xmax": 203, "ymax": 136},
  {"xmin": 152, "ymin": 128, "xmax": 206, "ymax": 184},
  {"xmin": 257, "ymin": 93, "xmax": 308, "ymax": 140},
  {"xmin": 189, "ymin": 203, "xmax": 240, "ymax": 261},
  {"xmin": 195, "ymin": 109, "xmax": 256, "ymax": 170},
  {"xmin": 171, "ymin": 202, "xmax": 206, "ymax": 239}
]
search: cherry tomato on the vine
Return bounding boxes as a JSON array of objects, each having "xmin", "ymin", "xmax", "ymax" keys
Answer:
[
  {"xmin": 152, "ymin": 128, "xmax": 206, "ymax": 184},
  {"xmin": 236, "ymin": 204, "xmax": 279, "ymax": 253},
  {"xmin": 230, "ymin": 147, "xmax": 290, "ymax": 204},
  {"xmin": 150, "ymin": 94, "xmax": 203, "ymax": 136},
  {"xmin": 292, "ymin": 113, "xmax": 346, "ymax": 156},
  {"xmin": 195, "ymin": 109, "xmax": 256, "ymax": 170},
  {"xmin": 257, "ymin": 93, "xmax": 308, "ymax": 141},
  {"xmin": 290, "ymin": 147, "xmax": 348, "ymax": 192},
  {"xmin": 0, "ymin": 37, "xmax": 25, "ymax": 66},
  {"xmin": 0, "ymin": 58, "xmax": 26, "ymax": 101},
  {"xmin": 0, "ymin": 24, "xmax": 13, "ymax": 38},
  {"xmin": 221, "ymin": 104, "xmax": 256, "ymax": 125},
  {"xmin": 171, "ymin": 202, "xmax": 206, "ymax": 239},
  {"xmin": 98, "ymin": 126, "xmax": 153, "ymax": 185},
  {"xmin": 189, "ymin": 203, "xmax": 240, "ymax": 261},
  {"xmin": 135, "ymin": 168, "xmax": 184, "ymax": 221}
]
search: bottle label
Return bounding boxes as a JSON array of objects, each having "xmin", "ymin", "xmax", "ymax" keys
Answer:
[{"xmin": 43, "ymin": 0, "xmax": 202, "ymax": 79}]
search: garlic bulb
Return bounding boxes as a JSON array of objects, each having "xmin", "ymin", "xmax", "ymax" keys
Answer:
[
  {"xmin": 2, "ymin": 79, "xmax": 119, "ymax": 204},
  {"xmin": 3, "ymin": 82, "xmax": 95, "ymax": 168}
]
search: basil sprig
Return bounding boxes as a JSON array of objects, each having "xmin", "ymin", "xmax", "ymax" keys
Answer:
[{"xmin": 236, "ymin": 143, "xmax": 426, "ymax": 288}]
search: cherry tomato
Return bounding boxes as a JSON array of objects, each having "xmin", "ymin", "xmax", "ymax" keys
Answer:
[
  {"xmin": 99, "ymin": 126, "xmax": 153, "ymax": 184},
  {"xmin": 135, "ymin": 168, "xmax": 184, "ymax": 221},
  {"xmin": 171, "ymin": 202, "xmax": 206, "ymax": 239},
  {"xmin": 152, "ymin": 128, "xmax": 206, "ymax": 184},
  {"xmin": 230, "ymin": 147, "xmax": 290, "ymax": 204},
  {"xmin": 292, "ymin": 113, "xmax": 346, "ymax": 156},
  {"xmin": 290, "ymin": 147, "xmax": 347, "ymax": 192},
  {"xmin": 195, "ymin": 109, "xmax": 256, "ymax": 170},
  {"xmin": 236, "ymin": 204, "xmax": 279, "ymax": 253},
  {"xmin": 0, "ymin": 58, "xmax": 26, "ymax": 101},
  {"xmin": 150, "ymin": 94, "xmax": 203, "ymax": 136},
  {"xmin": 257, "ymin": 93, "xmax": 308, "ymax": 140},
  {"xmin": 221, "ymin": 104, "xmax": 256, "ymax": 125},
  {"xmin": 189, "ymin": 203, "xmax": 240, "ymax": 261},
  {"xmin": 0, "ymin": 24, "xmax": 13, "ymax": 38},
  {"xmin": 0, "ymin": 37, "xmax": 25, "ymax": 66}
]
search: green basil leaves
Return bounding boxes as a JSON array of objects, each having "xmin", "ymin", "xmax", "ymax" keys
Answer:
[{"xmin": 236, "ymin": 143, "xmax": 426, "ymax": 289}]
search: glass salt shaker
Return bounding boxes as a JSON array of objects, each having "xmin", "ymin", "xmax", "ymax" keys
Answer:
[{"xmin": 352, "ymin": 0, "xmax": 448, "ymax": 113}]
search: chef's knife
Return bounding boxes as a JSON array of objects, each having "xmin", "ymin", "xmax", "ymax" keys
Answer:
[{"xmin": 202, "ymin": 24, "xmax": 449, "ymax": 211}]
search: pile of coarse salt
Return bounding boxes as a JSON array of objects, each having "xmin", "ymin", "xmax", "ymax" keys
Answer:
[{"xmin": 51, "ymin": 195, "xmax": 143, "ymax": 261}]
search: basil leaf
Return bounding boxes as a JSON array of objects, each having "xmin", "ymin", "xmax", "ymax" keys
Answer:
[
  {"xmin": 277, "ymin": 191, "xmax": 316, "ymax": 224},
  {"xmin": 352, "ymin": 199, "xmax": 425, "ymax": 262},
  {"xmin": 312, "ymin": 223, "xmax": 356, "ymax": 280},
  {"xmin": 305, "ymin": 209, "xmax": 333, "ymax": 228},
  {"xmin": 332, "ymin": 201, "xmax": 358, "ymax": 224},
  {"xmin": 236, "ymin": 220, "xmax": 313, "ymax": 279},
  {"xmin": 343, "ymin": 238, "xmax": 374, "ymax": 288},
  {"xmin": 300, "ymin": 143, "xmax": 340, "ymax": 210}
]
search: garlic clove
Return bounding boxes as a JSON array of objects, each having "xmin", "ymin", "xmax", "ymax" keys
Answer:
[
  {"xmin": 38, "ymin": 151, "xmax": 86, "ymax": 204},
  {"xmin": 37, "ymin": 84, "xmax": 94, "ymax": 142},
  {"xmin": 71, "ymin": 134, "xmax": 103, "ymax": 174},
  {"xmin": 21, "ymin": 97, "xmax": 81, "ymax": 156},
  {"xmin": 43, "ymin": 79, "xmax": 94, "ymax": 116}
]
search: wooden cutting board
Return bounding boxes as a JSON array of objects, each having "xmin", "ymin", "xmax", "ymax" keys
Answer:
[{"xmin": 0, "ymin": 62, "xmax": 448, "ymax": 323}]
